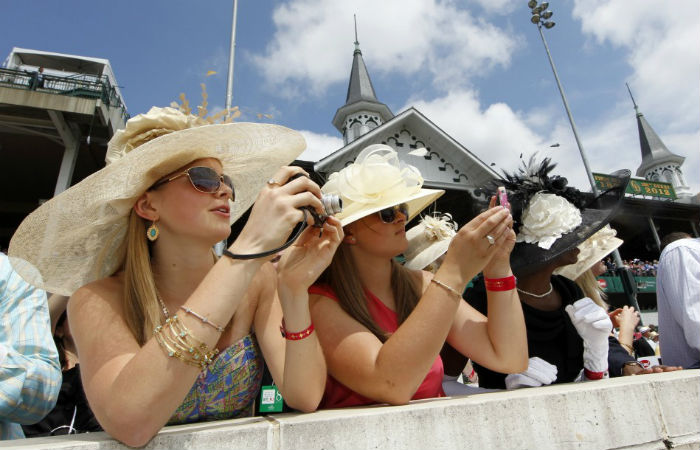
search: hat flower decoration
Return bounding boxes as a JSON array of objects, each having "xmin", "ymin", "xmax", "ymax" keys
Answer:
[{"xmin": 321, "ymin": 144, "xmax": 443, "ymax": 226}]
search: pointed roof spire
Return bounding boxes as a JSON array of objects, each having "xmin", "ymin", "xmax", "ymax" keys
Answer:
[
  {"xmin": 345, "ymin": 16, "xmax": 380, "ymax": 104},
  {"xmin": 629, "ymin": 84, "xmax": 685, "ymax": 177},
  {"xmin": 332, "ymin": 17, "xmax": 393, "ymax": 134}
]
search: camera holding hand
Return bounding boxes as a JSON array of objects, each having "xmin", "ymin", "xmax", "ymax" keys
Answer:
[
  {"xmin": 224, "ymin": 172, "xmax": 342, "ymax": 260},
  {"xmin": 288, "ymin": 173, "xmax": 342, "ymax": 228}
]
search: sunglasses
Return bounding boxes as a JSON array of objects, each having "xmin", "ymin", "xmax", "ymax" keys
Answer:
[
  {"xmin": 377, "ymin": 203, "xmax": 409, "ymax": 223},
  {"xmin": 151, "ymin": 166, "xmax": 235, "ymax": 201}
]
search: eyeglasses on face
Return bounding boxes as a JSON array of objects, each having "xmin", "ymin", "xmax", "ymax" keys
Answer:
[
  {"xmin": 377, "ymin": 203, "xmax": 409, "ymax": 223},
  {"xmin": 151, "ymin": 166, "xmax": 235, "ymax": 201}
]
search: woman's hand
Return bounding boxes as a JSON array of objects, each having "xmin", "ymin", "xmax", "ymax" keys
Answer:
[
  {"xmin": 610, "ymin": 305, "xmax": 639, "ymax": 332},
  {"xmin": 276, "ymin": 216, "xmax": 344, "ymax": 297},
  {"xmin": 482, "ymin": 196, "xmax": 516, "ymax": 278},
  {"xmin": 232, "ymin": 167, "xmax": 325, "ymax": 254},
  {"xmin": 441, "ymin": 198, "xmax": 514, "ymax": 284}
]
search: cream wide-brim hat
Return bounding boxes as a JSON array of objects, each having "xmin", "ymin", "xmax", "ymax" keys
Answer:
[
  {"xmin": 321, "ymin": 144, "xmax": 443, "ymax": 227},
  {"xmin": 553, "ymin": 225, "xmax": 623, "ymax": 281},
  {"xmin": 403, "ymin": 214, "xmax": 456, "ymax": 270},
  {"xmin": 9, "ymin": 112, "xmax": 305, "ymax": 296}
]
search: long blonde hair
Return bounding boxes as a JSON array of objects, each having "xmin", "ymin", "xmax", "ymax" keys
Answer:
[
  {"xmin": 575, "ymin": 269, "xmax": 608, "ymax": 311},
  {"xmin": 318, "ymin": 243, "xmax": 420, "ymax": 342},
  {"xmin": 122, "ymin": 210, "xmax": 161, "ymax": 345}
]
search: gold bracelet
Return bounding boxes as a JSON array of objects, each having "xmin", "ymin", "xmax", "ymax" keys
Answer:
[
  {"xmin": 154, "ymin": 315, "xmax": 219, "ymax": 368},
  {"xmin": 431, "ymin": 278, "xmax": 462, "ymax": 299},
  {"xmin": 620, "ymin": 342, "xmax": 635, "ymax": 356}
]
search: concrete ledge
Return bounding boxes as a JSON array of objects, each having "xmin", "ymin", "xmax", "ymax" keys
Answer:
[{"xmin": 3, "ymin": 370, "xmax": 698, "ymax": 450}]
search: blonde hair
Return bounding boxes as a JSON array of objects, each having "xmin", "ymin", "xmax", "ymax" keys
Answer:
[
  {"xmin": 575, "ymin": 269, "xmax": 608, "ymax": 311},
  {"xmin": 319, "ymin": 244, "xmax": 420, "ymax": 342},
  {"xmin": 122, "ymin": 210, "xmax": 161, "ymax": 345}
]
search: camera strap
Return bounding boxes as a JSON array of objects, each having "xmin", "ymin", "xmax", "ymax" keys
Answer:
[{"xmin": 222, "ymin": 209, "xmax": 318, "ymax": 260}]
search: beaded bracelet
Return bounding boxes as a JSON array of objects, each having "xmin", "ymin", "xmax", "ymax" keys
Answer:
[
  {"xmin": 484, "ymin": 275, "xmax": 516, "ymax": 292},
  {"xmin": 180, "ymin": 306, "xmax": 226, "ymax": 333},
  {"xmin": 430, "ymin": 278, "xmax": 462, "ymax": 299},
  {"xmin": 279, "ymin": 320, "xmax": 315, "ymax": 341}
]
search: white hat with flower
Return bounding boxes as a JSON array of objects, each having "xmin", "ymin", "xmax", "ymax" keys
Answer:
[
  {"xmin": 403, "ymin": 213, "xmax": 457, "ymax": 270},
  {"xmin": 321, "ymin": 144, "xmax": 444, "ymax": 227},
  {"xmin": 554, "ymin": 225, "xmax": 623, "ymax": 280},
  {"xmin": 9, "ymin": 106, "xmax": 306, "ymax": 296}
]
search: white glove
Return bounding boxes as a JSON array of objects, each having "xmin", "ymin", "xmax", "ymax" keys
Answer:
[
  {"xmin": 504, "ymin": 357, "xmax": 558, "ymax": 389},
  {"xmin": 565, "ymin": 297, "xmax": 612, "ymax": 373}
]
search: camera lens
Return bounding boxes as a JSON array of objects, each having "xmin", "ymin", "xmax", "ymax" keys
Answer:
[{"xmin": 321, "ymin": 194, "xmax": 342, "ymax": 216}]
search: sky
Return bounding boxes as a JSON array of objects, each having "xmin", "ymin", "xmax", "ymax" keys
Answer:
[{"xmin": 3, "ymin": 0, "xmax": 699, "ymax": 195}]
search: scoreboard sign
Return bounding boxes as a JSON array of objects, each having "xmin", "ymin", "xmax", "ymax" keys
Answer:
[{"xmin": 593, "ymin": 173, "xmax": 676, "ymax": 200}]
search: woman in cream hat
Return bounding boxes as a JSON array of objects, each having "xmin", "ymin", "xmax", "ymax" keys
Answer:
[
  {"xmin": 9, "ymin": 107, "xmax": 339, "ymax": 446},
  {"xmin": 308, "ymin": 144, "xmax": 527, "ymax": 408}
]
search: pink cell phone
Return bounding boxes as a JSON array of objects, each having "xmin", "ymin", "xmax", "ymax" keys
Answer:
[{"xmin": 497, "ymin": 186, "xmax": 510, "ymax": 210}]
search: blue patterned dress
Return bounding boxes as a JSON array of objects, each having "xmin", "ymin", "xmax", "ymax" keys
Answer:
[{"xmin": 168, "ymin": 333, "xmax": 263, "ymax": 424}]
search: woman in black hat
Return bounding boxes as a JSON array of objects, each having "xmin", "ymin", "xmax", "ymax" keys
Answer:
[{"xmin": 443, "ymin": 157, "xmax": 631, "ymax": 389}]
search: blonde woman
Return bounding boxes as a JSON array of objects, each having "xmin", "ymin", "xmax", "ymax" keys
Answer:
[
  {"xmin": 9, "ymin": 107, "xmax": 339, "ymax": 446},
  {"xmin": 308, "ymin": 145, "xmax": 527, "ymax": 407}
]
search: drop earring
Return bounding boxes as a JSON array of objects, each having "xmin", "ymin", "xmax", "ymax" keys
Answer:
[{"xmin": 146, "ymin": 220, "xmax": 159, "ymax": 241}]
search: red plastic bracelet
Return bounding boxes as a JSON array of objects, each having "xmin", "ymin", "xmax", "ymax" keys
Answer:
[
  {"xmin": 484, "ymin": 275, "xmax": 516, "ymax": 291},
  {"xmin": 583, "ymin": 368, "xmax": 607, "ymax": 380},
  {"xmin": 279, "ymin": 320, "xmax": 315, "ymax": 341}
]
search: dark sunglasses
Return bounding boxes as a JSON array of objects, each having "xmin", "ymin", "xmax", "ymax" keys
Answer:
[
  {"xmin": 151, "ymin": 166, "xmax": 235, "ymax": 201},
  {"xmin": 377, "ymin": 203, "xmax": 409, "ymax": 223}
]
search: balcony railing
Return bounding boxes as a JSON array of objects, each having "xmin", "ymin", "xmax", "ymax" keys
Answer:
[{"xmin": 0, "ymin": 67, "xmax": 129, "ymax": 121}]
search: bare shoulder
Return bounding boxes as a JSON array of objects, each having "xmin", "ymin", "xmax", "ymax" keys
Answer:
[
  {"xmin": 413, "ymin": 269, "xmax": 433, "ymax": 294},
  {"xmin": 68, "ymin": 273, "xmax": 125, "ymax": 321}
]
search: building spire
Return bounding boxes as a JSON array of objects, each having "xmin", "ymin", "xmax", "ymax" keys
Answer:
[
  {"xmin": 626, "ymin": 82, "xmax": 639, "ymax": 115},
  {"xmin": 332, "ymin": 17, "xmax": 393, "ymax": 144},
  {"xmin": 354, "ymin": 14, "xmax": 360, "ymax": 52},
  {"xmin": 631, "ymin": 86, "xmax": 691, "ymax": 198}
]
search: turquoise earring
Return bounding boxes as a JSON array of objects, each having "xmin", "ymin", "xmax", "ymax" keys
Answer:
[{"xmin": 146, "ymin": 221, "xmax": 159, "ymax": 242}]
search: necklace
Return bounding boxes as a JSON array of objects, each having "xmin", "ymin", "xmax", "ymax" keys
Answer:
[
  {"xmin": 156, "ymin": 290, "xmax": 170, "ymax": 318},
  {"xmin": 517, "ymin": 283, "xmax": 554, "ymax": 298}
]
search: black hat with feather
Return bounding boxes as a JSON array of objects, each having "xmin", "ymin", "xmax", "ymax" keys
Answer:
[{"xmin": 493, "ymin": 156, "xmax": 629, "ymax": 276}]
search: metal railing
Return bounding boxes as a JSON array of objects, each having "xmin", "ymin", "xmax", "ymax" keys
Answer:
[{"xmin": 0, "ymin": 67, "xmax": 129, "ymax": 121}]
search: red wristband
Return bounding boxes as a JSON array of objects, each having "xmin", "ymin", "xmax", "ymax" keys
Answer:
[
  {"xmin": 484, "ymin": 275, "xmax": 516, "ymax": 291},
  {"xmin": 280, "ymin": 320, "xmax": 315, "ymax": 341},
  {"xmin": 583, "ymin": 368, "xmax": 606, "ymax": 380}
]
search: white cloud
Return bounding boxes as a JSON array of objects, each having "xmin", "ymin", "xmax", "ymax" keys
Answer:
[
  {"xmin": 251, "ymin": 0, "xmax": 519, "ymax": 97},
  {"xmin": 297, "ymin": 130, "xmax": 343, "ymax": 161}
]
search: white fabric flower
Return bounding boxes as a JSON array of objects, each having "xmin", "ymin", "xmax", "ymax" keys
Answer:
[
  {"xmin": 323, "ymin": 144, "xmax": 423, "ymax": 211},
  {"xmin": 516, "ymin": 192, "xmax": 582, "ymax": 249}
]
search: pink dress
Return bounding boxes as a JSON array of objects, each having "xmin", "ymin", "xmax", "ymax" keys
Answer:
[{"xmin": 309, "ymin": 284, "xmax": 445, "ymax": 409}]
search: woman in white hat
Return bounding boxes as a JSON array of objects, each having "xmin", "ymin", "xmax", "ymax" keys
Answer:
[
  {"xmin": 9, "ymin": 107, "xmax": 339, "ymax": 446},
  {"xmin": 308, "ymin": 144, "xmax": 527, "ymax": 408}
]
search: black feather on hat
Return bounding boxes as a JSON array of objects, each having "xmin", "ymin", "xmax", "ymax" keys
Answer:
[{"xmin": 489, "ymin": 155, "xmax": 630, "ymax": 276}]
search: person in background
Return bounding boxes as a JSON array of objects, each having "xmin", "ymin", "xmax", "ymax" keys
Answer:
[
  {"xmin": 0, "ymin": 253, "xmax": 61, "ymax": 440},
  {"xmin": 22, "ymin": 294, "xmax": 101, "ymax": 437},
  {"xmin": 8, "ymin": 106, "xmax": 335, "ymax": 447},
  {"xmin": 656, "ymin": 232, "xmax": 700, "ymax": 369},
  {"xmin": 453, "ymin": 157, "xmax": 630, "ymax": 389},
  {"xmin": 309, "ymin": 144, "xmax": 527, "ymax": 408}
]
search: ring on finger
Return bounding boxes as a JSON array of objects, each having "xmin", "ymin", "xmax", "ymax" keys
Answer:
[
  {"xmin": 485, "ymin": 235, "xmax": 495, "ymax": 245},
  {"xmin": 267, "ymin": 178, "xmax": 280, "ymax": 187}
]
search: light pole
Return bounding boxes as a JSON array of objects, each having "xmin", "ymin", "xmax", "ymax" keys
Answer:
[
  {"xmin": 527, "ymin": 1, "xmax": 598, "ymax": 196},
  {"xmin": 527, "ymin": 1, "xmax": 642, "ymax": 319}
]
